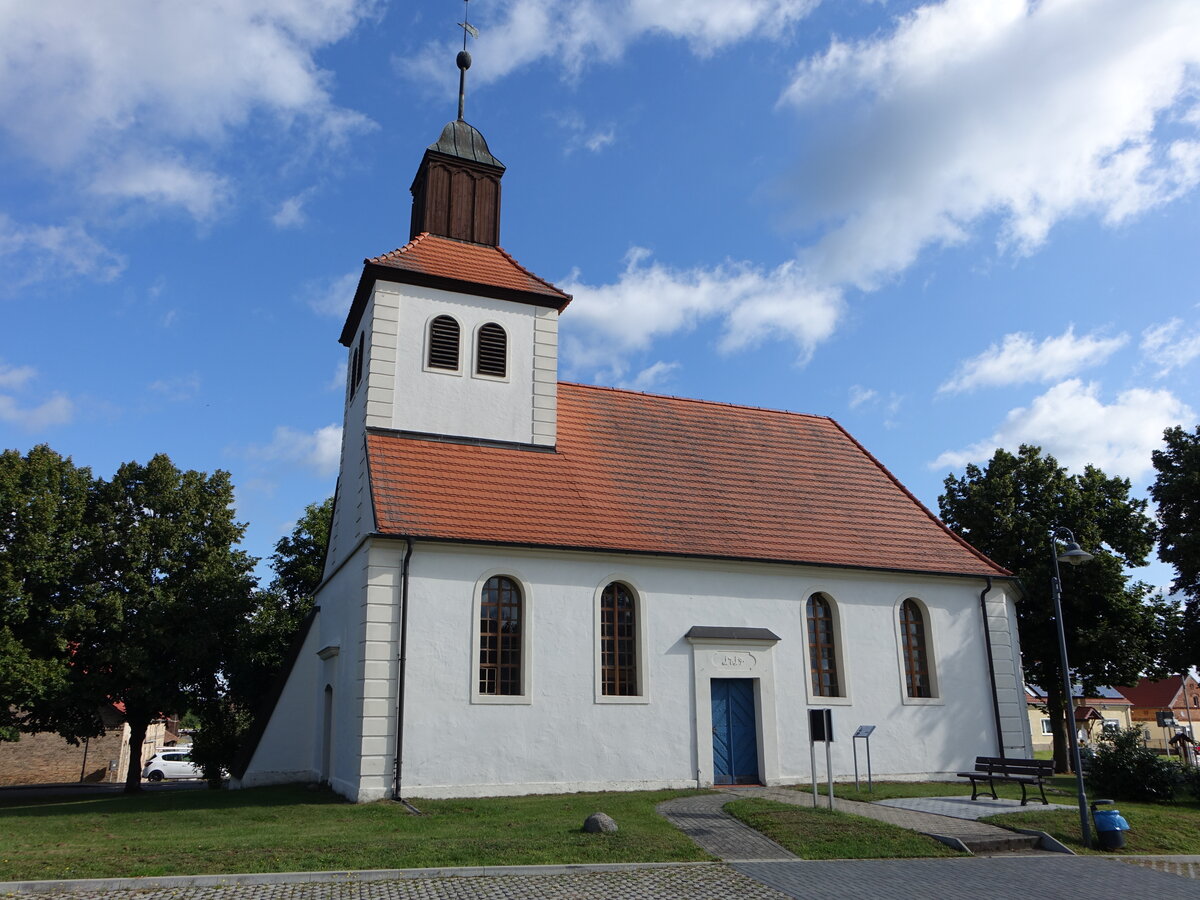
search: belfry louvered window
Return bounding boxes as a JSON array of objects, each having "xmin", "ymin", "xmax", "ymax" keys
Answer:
[
  {"xmin": 806, "ymin": 594, "xmax": 840, "ymax": 697},
  {"xmin": 479, "ymin": 576, "xmax": 522, "ymax": 695},
  {"xmin": 475, "ymin": 322, "xmax": 507, "ymax": 377},
  {"xmin": 600, "ymin": 582, "xmax": 637, "ymax": 696},
  {"xmin": 899, "ymin": 599, "xmax": 932, "ymax": 698},
  {"xmin": 427, "ymin": 315, "xmax": 460, "ymax": 370}
]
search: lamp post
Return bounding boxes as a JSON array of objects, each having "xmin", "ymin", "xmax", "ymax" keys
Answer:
[{"xmin": 1049, "ymin": 526, "xmax": 1094, "ymax": 849}]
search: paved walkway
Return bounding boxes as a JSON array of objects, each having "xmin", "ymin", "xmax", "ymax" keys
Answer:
[{"xmin": 875, "ymin": 795, "xmax": 1075, "ymax": 819}]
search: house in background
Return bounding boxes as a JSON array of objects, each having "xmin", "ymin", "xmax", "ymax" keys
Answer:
[
  {"xmin": 232, "ymin": 72, "xmax": 1032, "ymax": 802},
  {"xmin": 1024, "ymin": 684, "xmax": 1133, "ymax": 753},
  {"xmin": 0, "ymin": 705, "xmax": 171, "ymax": 786},
  {"xmin": 1115, "ymin": 675, "xmax": 1200, "ymax": 750}
]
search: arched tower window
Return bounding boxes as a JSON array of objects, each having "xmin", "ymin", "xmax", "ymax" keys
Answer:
[
  {"xmin": 806, "ymin": 593, "xmax": 840, "ymax": 697},
  {"xmin": 600, "ymin": 582, "xmax": 637, "ymax": 696},
  {"xmin": 475, "ymin": 322, "xmax": 507, "ymax": 377},
  {"xmin": 479, "ymin": 575, "xmax": 522, "ymax": 695},
  {"xmin": 899, "ymin": 599, "xmax": 932, "ymax": 698},
  {"xmin": 427, "ymin": 315, "xmax": 461, "ymax": 371}
]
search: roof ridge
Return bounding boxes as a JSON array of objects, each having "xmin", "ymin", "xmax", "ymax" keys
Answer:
[
  {"xmin": 367, "ymin": 231, "xmax": 430, "ymax": 263},
  {"xmin": 493, "ymin": 244, "xmax": 571, "ymax": 299},
  {"xmin": 824, "ymin": 417, "xmax": 1012, "ymax": 577},
  {"xmin": 558, "ymin": 381, "xmax": 835, "ymax": 422}
]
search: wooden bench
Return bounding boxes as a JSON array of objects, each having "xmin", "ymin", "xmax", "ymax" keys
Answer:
[{"xmin": 956, "ymin": 756, "xmax": 1053, "ymax": 805}]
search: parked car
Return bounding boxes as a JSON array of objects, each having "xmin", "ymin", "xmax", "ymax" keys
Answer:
[{"xmin": 142, "ymin": 748, "xmax": 202, "ymax": 781}]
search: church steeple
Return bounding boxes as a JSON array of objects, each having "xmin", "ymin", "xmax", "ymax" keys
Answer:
[{"xmin": 408, "ymin": 7, "xmax": 505, "ymax": 245}]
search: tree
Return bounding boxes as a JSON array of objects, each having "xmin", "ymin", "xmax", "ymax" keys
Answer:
[
  {"xmin": 939, "ymin": 445, "xmax": 1170, "ymax": 773},
  {"xmin": 56, "ymin": 454, "xmax": 258, "ymax": 791},
  {"xmin": 0, "ymin": 446, "xmax": 94, "ymax": 741},
  {"xmin": 189, "ymin": 497, "xmax": 331, "ymax": 781},
  {"xmin": 1150, "ymin": 424, "xmax": 1200, "ymax": 671}
]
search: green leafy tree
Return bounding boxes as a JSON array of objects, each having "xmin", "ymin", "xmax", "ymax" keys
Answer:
[
  {"xmin": 939, "ymin": 446, "xmax": 1169, "ymax": 773},
  {"xmin": 0, "ymin": 446, "xmax": 94, "ymax": 741},
  {"xmin": 1150, "ymin": 424, "xmax": 1200, "ymax": 671},
  {"xmin": 189, "ymin": 497, "xmax": 331, "ymax": 781},
  {"xmin": 56, "ymin": 454, "xmax": 258, "ymax": 792}
]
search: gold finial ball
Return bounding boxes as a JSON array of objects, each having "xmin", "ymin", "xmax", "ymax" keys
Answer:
[{"xmin": 457, "ymin": 50, "xmax": 472, "ymax": 70}]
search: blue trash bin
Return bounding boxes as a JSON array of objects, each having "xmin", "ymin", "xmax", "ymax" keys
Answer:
[{"xmin": 1092, "ymin": 803, "xmax": 1129, "ymax": 851}]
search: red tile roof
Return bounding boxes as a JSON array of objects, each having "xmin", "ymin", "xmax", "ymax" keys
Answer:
[
  {"xmin": 1115, "ymin": 678, "xmax": 1189, "ymax": 709},
  {"xmin": 369, "ymin": 233, "xmax": 571, "ymax": 305},
  {"xmin": 367, "ymin": 383, "xmax": 1009, "ymax": 577}
]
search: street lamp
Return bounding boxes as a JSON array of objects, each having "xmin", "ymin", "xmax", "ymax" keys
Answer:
[{"xmin": 1049, "ymin": 526, "xmax": 1094, "ymax": 848}]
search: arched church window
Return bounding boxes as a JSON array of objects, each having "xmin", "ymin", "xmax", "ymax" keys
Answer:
[
  {"xmin": 600, "ymin": 582, "xmax": 637, "ymax": 696},
  {"xmin": 806, "ymin": 593, "xmax": 840, "ymax": 697},
  {"xmin": 479, "ymin": 575, "xmax": 522, "ymax": 695},
  {"xmin": 476, "ymin": 322, "xmax": 507, "ymax": 377},
  {"xmin": 899, "ymin": 599, "xmax": 932, "ymax": 698},
  {"xmin": 427, "ymin": 315, "xmax": 461, "ymax": 371}
]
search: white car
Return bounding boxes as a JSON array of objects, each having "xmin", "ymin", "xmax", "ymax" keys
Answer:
[{"xmin": 142, "ymin": 747, "xmax": 202, "ymax": 781}]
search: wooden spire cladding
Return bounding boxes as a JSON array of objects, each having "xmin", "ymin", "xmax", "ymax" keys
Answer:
[{"xmin": 409, "ymin": 119, "xmax": 505, "ymax": 245}]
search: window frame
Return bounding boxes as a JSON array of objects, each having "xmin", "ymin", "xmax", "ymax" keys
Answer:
[
  {"xmin": 472, "ymin": 321, "xmax": 509, "ymax": 381},
  {"xmin": 893, "ymin": 596, "xmax": 941, "ymax": 705},
  {"xmin": 593, "ymin": 577, "xmax": 650, "ymax": 704},
  {"xmin": 470, "ymin": 570, "xmax": 532, "ymax": 705},
  {"xmin": 425, "ymin": 314, "xmax": 463, "ymax": 375},
  {"xmin": 801, "ymin": 590, "xmax": 851, "ymax": 705},
  {"xmin": 1041, "ymin": 717, "xmax": 1053, "ymax": 735}
]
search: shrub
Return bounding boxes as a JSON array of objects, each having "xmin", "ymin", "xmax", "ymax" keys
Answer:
[{"xmin": 1085, "ymin": 727, "xmax": 1183, "ymax": 802}]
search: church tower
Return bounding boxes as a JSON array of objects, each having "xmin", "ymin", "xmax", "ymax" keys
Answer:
[{"xmin": 325, "ymin": 45, "xmax": 571, "ymax": 572}]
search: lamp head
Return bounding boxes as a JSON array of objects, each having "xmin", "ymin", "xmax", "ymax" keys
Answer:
[{"xmin": 1057, "ymin": 541, "xmax": 1094, "ymax": 567}]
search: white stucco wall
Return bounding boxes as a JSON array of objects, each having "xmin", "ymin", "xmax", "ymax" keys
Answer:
[
  {"xmin": 368, "ymin": 280, "xmax": 557, "ymax": 447},
  {"xmin": 324, "ymin": 540, "xmax": 1020, "ymax": 801},
  {"xmin": 234, "ymin": 610, "xmax": 322, "ymax": 789}
]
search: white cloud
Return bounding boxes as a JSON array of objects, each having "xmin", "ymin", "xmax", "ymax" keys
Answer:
[
  {"xmin": 272, "ymin": 190, "xmax": 315, "ymax": 229},
  {"xmin": 148, "ymin": 374, "xmax": 201, "ymax": 403},
  {"xmin": 939, "ymin": 326, "xmax": 1128, "ymax": 393},
  {"xmin": 0, "ymin": 214, "xmax": 125, "ymax": 291},
  {"xmin": 560, "ymin": 247, "xmax": 843, "ymax": 379},
  {"xmin": 0, "ymin": 394, "xmax": 74, "ymax": 431},
  {"xmin": 0, "ymin": 362, "xmax": 36, "ymax": 390},
  {"xmin": 307, "ymin": 271, "xmax": 360, "ymax": 318},
  {"xmin": 931, "ymin": 379, "xmax": 1193, "ymax": 480},
  {"xmin": 1142, "ymin": 318, "xmax": 1200, "ymax": 376},
  {"xmin": 248, "ymin": 424, "xmax": 343, "ymax": 476},
  {"xmin": 848, "ymin": 386, "xmax": 877, "ymax": 409},
  {"xmin": 620, "ymin": 361, "xmax": 681, "ymax": 391},
  {"xmin": 402, "ymin": 0, "xmax": 819, "ymax": 86},
  {"xmin": 553, "ymin": 111, "xmax": 618, "ymax": 155},
  {"xmin": 781, "ymin": 0, "xmax": 1200, "ymax": 290},
  {"xmin": 91, "ymin": 156, "xmax": 231, "ymax": 222},
  {"xmin": 0, "ymin": 1, "xmax": 375, "ymax": 217}
]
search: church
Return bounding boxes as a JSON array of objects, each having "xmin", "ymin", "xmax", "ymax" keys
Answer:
[{"xmin": 233, "ymin": 56, "xmax": 1033, "ymax": 802}]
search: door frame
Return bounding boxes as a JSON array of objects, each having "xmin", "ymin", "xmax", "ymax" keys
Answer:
[{"xmin": 686, "ymin": 628, "xmax": 780, "ymax": 787}]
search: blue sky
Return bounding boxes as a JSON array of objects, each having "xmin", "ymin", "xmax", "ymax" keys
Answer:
[{"xmin": 1, "ymin": 0, "xmax": 1197, "ymax": 590}]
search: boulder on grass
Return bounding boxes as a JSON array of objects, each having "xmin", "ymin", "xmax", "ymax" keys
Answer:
[{"xmin": 583, "ymin": 811, "xmax": 618, "ymax": 833}]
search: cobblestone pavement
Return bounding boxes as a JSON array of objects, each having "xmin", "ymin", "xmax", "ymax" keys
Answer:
[
  {"xmin": 1120, "ymin": 855, "xmax": 1200, "ymax": 881},
  {"xmin": 874, "ymin": 795, "xmax": 1075, "ymax": 819},
  {"xmin": 719, "ymin": 786, "xmax": 1027, "ymax": 848},
  {"xmin": 656, "ymin": 793, "xmax": 797, "ymax": 860},
  {"xmin": 734, "ymin": 857, "xmax": 1200, "ymax": 899},
  {"xmin": 2, "ymin": 866, "xmax": 789, "ymax": 900}
]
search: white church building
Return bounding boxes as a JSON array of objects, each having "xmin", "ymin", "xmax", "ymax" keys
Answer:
[{"xmin": 233, "ymin": 90, "xmax": 1033, "ymax": 802}]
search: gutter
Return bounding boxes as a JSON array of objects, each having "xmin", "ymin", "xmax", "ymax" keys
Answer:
[
  {"xmin": 979, "ymin": 577, "xmax": 1006, "ymax": 758},
  {"xmin": 391, "ymin": 536, "xmax": 419, "ymax": 812}
]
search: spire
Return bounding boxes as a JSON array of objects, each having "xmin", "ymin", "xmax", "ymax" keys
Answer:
[
  {"xmin": 456, "ymin": 0, "xmax": 477, "ymax": 122},
  {"xmin": 408, "ymin": 1, "xmax": 505, "ymax": 245}
]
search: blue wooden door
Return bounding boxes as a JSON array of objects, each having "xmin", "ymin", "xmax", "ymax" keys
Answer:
[{"xmin": 711, "ymin": 679, "xmax": 760, "ymax": 785}]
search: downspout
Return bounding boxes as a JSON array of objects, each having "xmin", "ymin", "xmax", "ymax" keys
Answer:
[
  {"xmin": 979, "ymin": 577, "xmax": 1006, "ymax": 759},
  {"xmin": 391, "ymin": 536, "xmax": 419, "ymax": 811}
]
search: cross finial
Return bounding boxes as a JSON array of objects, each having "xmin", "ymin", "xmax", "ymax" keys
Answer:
[{"xmin": 456, "ymin": 0, "xmax": 477, "ymax": 121}]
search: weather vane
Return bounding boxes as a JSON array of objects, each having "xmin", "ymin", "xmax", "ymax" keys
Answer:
[{"xmin": 456, "ymin": 0, "xmax": 478, "ymax": 121}]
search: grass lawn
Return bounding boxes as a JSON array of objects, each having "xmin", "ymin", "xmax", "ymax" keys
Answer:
[
  {"xmin": 724, "ymin": 798, "xmax": 963, "ymax": 859},
  {"xmin": 804, "ymin": 778, "xmax": 1200, "ymax": 856},
  {"xmin": 0, "ymin": 786, "xmax": 711, "ymax": 881}
]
